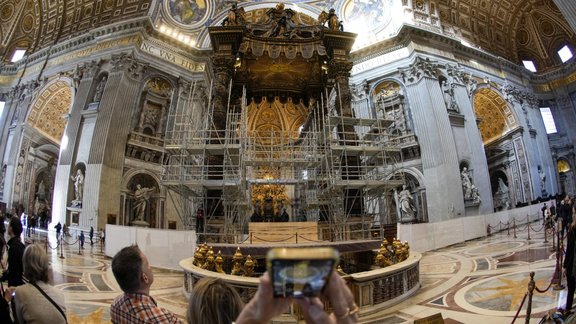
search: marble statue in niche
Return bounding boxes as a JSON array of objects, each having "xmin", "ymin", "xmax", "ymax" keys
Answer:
[
  {"xmin": 538, "ymin": 165, "xmax": 547, "ymax": 196},
  {"xmin": 133, "ymin": 184, "xmax": 155, "ymax": 222},
  {"xmin": 92, "ymin": 76, "xmax": 107, "ymax": 103},
  {"xmin": 442, "ymin": 80, "xmax": 459, "ymax": 112},
  {"xmin": 461, "ymin": 167, "xmax": 481, "ymax": 204},
  {"xmin": 397, "ymin": 185, "xmax": 416, "ymax": 222},
  {"xmin": 70, "ymin": 169, "xmax": 84, "ymax": 207}
]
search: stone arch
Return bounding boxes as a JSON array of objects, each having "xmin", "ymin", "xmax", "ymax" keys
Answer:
[
  {"xmin": 472, "ymin": 86, "xmax": 519, "ymax": 144},
  {"xmin": 26, "ymin": 79, "xmax": 74, "ymax": 144},
  {"xmin": 122, "ymin": 169, "xmax": 166, "ymax": 228},
  {"xmin": 557, "ymin": 157, "xmax": 573, "ymax": 195},
  {"xmin": 386, "ymin": 168, "xmax": 427, "ymax": 223}
]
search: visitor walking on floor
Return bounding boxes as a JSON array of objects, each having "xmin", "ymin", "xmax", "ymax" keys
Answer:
[
  {"xmin": 89, "ymin": 226, "xmax": 94, "ymax": 246},
  {"xmin": 79, "ymin": 231, "xmax": 85, "ymax": 249},
  {"xmin": 54, "ymin": 222, "xmax": 62, "ymax": 241}
]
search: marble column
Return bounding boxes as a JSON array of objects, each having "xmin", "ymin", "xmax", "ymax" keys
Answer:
[{"xmin": 211, "ymin": 56, "xmax": 234, "ymax": 132}]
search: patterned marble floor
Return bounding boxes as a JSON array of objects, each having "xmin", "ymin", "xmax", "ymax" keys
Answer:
[{"xmin": 11, "ymin": 223, "xmax": 569, "ymax": 323}]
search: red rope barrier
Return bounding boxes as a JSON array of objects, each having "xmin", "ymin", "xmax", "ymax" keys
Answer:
[
  {"xmin": 510, "ymin": 293, "xmax": 528, "ymax": 324},
  {"xmin": 534, "ymin": 279, "xmax": 554, "ymax": 294}
]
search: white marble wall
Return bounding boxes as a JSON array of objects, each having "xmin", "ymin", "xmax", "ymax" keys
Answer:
[
  {"xmin": 105, "ymin": 224, "xmax": 197, "ymax": 270},
  {"xmin": 398, "ymin": 204, "xmax": 542, "ymax": 252}
]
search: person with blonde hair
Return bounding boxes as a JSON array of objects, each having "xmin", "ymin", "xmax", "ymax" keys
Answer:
[
  {"xmin": 13, "ymin": 244, "xmax": 66, "ymax": 323},
  {"xmin": 187, "ymin": 277, "xmax": 244, "ymax": 324}
]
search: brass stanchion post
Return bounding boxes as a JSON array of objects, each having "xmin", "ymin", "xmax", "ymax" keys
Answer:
[
  {"xmin": 527, "ymin": 219, "xmax": 531, "ymax": 240},
  {"xmin": 525, "ymin": 272, "xmax": 535, "ymax": 324},
  {"xmin": 514, "ymin": 218, "xmax": 517, "ymax": 239},
  {"xmin": 553, "ymin": 222, "xmax": 565, "ymax": 290},
  {"xmin": 59, "ymin": 236, "xmax": 65, "ymax": 259}
]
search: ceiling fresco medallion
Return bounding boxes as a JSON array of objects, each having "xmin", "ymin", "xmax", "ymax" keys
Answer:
[
  {"xmin": 164, "ymin": 0, "xmax": 212, "ymax": 27},
  {"xmin": 340, "ymin": 0, "xmax": 392, "ymax": 34}
]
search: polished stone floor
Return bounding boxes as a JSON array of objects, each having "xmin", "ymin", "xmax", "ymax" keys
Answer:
[{"xmin": 8, "ymin": 222, "xmax": 571, "ymax": 323}]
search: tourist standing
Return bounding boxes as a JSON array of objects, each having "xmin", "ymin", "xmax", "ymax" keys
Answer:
[{"xmin": 89, "ymin": 226, "xmax": 94, "ymax": 246}]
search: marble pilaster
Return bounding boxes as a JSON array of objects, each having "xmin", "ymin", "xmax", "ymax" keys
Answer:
[
  {"xmin": 401, "ymin": 57, "xmax": 463, "ymax": 221},
  {"xmin": 84, "ymin": 54, "xmax": 146, "ymax": 231}
]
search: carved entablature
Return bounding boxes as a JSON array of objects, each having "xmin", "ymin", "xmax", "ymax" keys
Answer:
[{"xmin": 400, "ymin": 57, "xmax": 439, "ymax": 85}]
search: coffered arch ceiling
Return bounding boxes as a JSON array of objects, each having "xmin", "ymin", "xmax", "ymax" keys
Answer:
[
  {"xmin": 437, "ymin": 0, "xmax": 575, "ymax": 72},
  {"xmin": 27, "ymin": 80, "xmax": 73, "ymax": 144},
  {"xmin": 0, "ymin": 0, "xmax": 574, "ymax": 72},
  {"xmin": 0, "ymin": 0, "xmax": 151, "ymax": 56},
  {"xmin": 473, "ymin": 88, "xmax": 518, "ymax": 144}
]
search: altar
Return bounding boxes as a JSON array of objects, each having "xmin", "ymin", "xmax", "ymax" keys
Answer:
[{"xmin": 248, "ymin": 221, "xmax": 318, "ymax": 243}]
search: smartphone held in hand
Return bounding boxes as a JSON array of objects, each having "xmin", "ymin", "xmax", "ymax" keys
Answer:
[{"xmin": 267, "ymin": 247, "xmax": 339, "ymax": 298}]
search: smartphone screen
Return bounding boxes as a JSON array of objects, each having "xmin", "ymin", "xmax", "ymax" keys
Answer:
[{"xmin": 270, "ymin": 258, "xmax": 336, "ymax": 298}]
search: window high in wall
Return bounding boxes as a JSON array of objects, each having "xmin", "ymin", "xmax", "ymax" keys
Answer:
[
  {"xmin": 558, "ymin": 45, "xmax": 573, "ymax": 63},
  {"xmin": 539, "ymin": 107, "xmax": 557, "ymax": 134}
]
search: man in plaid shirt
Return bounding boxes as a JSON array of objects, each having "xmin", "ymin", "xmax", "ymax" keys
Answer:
[{"xmin": 110, "ymin": 245, "xmax": 182, "ymax": 323}]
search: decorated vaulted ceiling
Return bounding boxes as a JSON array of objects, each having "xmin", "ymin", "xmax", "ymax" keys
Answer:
[
  {"xmin": 473, "ymin": 88, "xmax": 518, "ymax": 144},
  {"xmin": 0, "ymin": 0, "xmax": 574, "ymax": 72}
]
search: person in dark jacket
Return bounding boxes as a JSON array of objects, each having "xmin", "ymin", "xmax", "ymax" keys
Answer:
[
  {"xmin": 0, "ymin": 216, "xmax": 25, "ymax": 287},
  {"xmin": 89, "ymin": 226, "xmax": 94, "ymax": 246},
  {"xmin": 564, "ymin": 209, "xmax": 576, "ymax": 314}
]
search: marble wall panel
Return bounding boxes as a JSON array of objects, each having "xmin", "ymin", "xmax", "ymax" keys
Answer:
[{"xmin": 105, "ymin": 224, "xmax": 197, "ymax": 270}]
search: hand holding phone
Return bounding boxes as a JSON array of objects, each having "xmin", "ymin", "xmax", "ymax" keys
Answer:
[{"xmin": 267, "ymin": 247, "xmax": 339, "ymax": 298}]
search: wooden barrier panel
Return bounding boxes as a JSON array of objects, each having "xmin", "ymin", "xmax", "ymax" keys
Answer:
[{"xmin": 248, "ymin": 222, "xmax": 319, "ymax": 243}]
